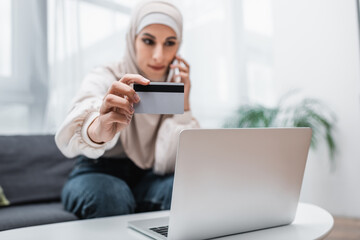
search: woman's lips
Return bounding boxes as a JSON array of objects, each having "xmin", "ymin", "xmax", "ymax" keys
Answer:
[{"xmin": 148, "ymin": 65, "xmax": 165, "ymax": 71}]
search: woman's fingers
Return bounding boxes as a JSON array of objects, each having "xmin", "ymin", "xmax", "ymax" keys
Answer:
[
  {"xmin": 108, "ymin": 74, "xmax": 150, "ymax": 103},
  {"xmin": 108, "ymin": 81, "xmax": 140, "ymax": 103},
  {"xmin": 101, "ymin": 73, "xmax": 151, "ymax": 118},
  {"xmin": 101, "ymin": 94, "xmax": 134, "ymax": 115},
  {"xmin": 120, "ymin": 74, "xmax": 150, "ymax": 85},
  {"xmin": 170, "ymin": 64, "xmax": 188, "ymax": 73},
  {"xmin": 175, "ymin": 72, "xmax": 189, "ymax": 80},
  {"xmin": 175, "ymin": 55, "xmax": 190, "ymax": 70}
]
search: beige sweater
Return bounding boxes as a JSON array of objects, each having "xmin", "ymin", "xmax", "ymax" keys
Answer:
[{"xmin": 55, "ymin": 65, "xmax": 200, "ymax": 175}]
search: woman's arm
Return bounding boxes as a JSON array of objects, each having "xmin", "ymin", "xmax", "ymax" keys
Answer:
[
  {"xmin": 55, "ymin": 66, "xmax": 149, "ymax": 159},
  {"xmin": 54, "ymin": 67, "xmax": 119, "ymax": 158}
]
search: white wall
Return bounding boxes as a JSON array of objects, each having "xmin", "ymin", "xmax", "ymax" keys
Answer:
[{"xmin": 272, "ymin": 0, "xmax": 360, "ymax": 217}]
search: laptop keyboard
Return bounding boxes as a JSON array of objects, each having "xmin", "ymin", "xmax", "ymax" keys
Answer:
[{"xmin": 150, "ymin": 226, "xmax": 168, "ymax": 237}]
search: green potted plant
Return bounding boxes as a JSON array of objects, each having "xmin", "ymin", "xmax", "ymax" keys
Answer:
[
  {"xmin": 0, "ymin": 186, "xmax": 10, "ymax": 207},
  {"xmin": 223, "ymin": 91, "xmax": 337, "ymax": 163}
]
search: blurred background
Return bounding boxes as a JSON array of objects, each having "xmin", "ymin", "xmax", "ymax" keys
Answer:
[{"xmin": 0, "ymin": 0, "xmax": 360, "ymax": 225}]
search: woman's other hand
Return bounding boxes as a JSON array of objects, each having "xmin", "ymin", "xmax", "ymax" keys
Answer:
[
  {"xmin": 87, "ymin": 74, "xmax": 150, "ymax": 144},
  {"xmin": 170, "ymin": 55, "xmax": 191, "ymax": 111}
]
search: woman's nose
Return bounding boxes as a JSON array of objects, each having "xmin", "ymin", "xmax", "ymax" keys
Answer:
[{"xmin": 152, "ymin": 44, "xmax": 164, "ymax": 63}]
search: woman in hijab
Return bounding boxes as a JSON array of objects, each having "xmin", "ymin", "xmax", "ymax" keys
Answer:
[{"xmin": 55, "ymin": 0, "xmax": 200, "ymax": 219}]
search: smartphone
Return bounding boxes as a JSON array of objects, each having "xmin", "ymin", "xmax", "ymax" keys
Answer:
[
  {"xmin": 166, "ymin": 57, "xmax": 181, "ymax": 83},
  {"xmin": 173, "ymin": 59, "xmax": 181, "ymax": 83}
]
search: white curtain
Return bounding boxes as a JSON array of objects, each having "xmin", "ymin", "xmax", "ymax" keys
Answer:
[
  {"xmin": 44, "ymin": 0, "xmax": 83, "ymax": 132},
  {"xmin": 44, "ymin": 0, "xmax": 131, "ymax": 132},
  {"xmin": 0, "ymin": 0, "xmax": 48, "ymax": 134}
]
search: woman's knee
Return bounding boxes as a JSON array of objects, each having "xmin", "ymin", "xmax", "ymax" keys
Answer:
[
  {"xmin": 61, "ymin": 173, "xmax": 136, "ymax": 219},
  {"xmin": 134, "ymin": 173, "xmax": 174, "ymax": 212},
  {"xmin": 160, "ymin": 175, "xmax": 174, "ymax": 210},
  {"xmin": 146, "ymin": 174, "xmax": 174, "ymax": 211}
]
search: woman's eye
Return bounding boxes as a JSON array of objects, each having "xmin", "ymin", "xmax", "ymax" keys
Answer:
[
  {"xmin": 165, "ymin": 41, "xmax": 176, "ymax": 47},
  {"xmin": 142, "ymin": 38, "xmax": 154, "ymax": 45}
]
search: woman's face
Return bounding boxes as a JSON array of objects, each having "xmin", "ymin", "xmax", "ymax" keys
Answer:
[{"xmin": 135, "ymin": 24, "xmax": 179, "ymax": 80}]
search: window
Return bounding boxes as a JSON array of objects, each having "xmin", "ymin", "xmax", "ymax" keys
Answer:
[
  {"xmin": 0, "ymin": 0, "xmax": 12, "ymax": 78},
  {"xmin": 0, "ymin": 0, "xmax": 48, "ymax": 134}
]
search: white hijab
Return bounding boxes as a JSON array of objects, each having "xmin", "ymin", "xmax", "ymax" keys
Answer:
[{"xmin": 104, "ymin": 0, "xmax": 183, "ymax": 169}]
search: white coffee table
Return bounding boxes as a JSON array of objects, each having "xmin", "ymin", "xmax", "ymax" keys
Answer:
[{"xmin": 0, "ymin": 202, "xmax": 333, "ymax": 240}]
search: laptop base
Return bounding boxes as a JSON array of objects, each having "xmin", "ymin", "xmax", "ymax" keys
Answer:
[{"xmin": 128, "ymin": 216, "xmax": 169, "ymax": 240}]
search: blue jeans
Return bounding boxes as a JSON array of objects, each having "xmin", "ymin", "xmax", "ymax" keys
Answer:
[{"xmin": 61, "ymin": 156, "xmax": 174, "ymax": 219}]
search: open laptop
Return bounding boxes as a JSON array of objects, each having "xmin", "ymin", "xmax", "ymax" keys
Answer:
[{"xmin": 128, "ymin": 128, "xmax": 312, "ymax": 240}]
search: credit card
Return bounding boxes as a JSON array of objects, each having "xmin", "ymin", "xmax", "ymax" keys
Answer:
[{"xmin": 133, "ymin": 82, "xmax": 184, "ymax": 114}]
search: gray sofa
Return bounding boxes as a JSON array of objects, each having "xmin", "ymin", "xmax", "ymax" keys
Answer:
[{"xmin": 0, "ymin": 135, "xmax": 78, "ymax": 231}]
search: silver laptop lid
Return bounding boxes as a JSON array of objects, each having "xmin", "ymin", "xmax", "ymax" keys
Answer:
[{"xmin": 168, "ymin": 128, "xmax": 312, "ymax": 240}]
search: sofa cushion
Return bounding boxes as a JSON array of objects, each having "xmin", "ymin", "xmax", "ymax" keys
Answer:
[
  {"xmin": 0, "ymin": 202, "xmax": 78, "ymax": 231},
  {"xmin": 0, "ymin": 135, "xmax": 75, "ymax": 205}
]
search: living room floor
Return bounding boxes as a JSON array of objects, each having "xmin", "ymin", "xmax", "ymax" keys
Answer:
[{"xmin": 326, "ymin": 216, "xmax": 360, "ymax": 240}]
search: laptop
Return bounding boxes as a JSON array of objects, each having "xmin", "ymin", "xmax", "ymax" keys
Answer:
[{"xmin": 128, "ymin": 128, "xmax": 312, "ymax": 240}]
